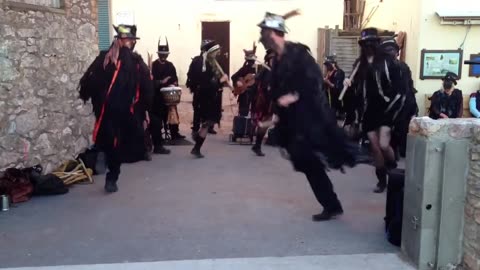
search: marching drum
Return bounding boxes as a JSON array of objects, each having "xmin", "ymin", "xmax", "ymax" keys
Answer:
[{"xmin": 160, "ymin": 86, "xmax": 182, "ymax": 125}]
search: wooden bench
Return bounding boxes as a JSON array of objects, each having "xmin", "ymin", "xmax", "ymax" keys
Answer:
[{"xmin": 424, "ymin": 94, "xmax": 473, "ymax": 118}]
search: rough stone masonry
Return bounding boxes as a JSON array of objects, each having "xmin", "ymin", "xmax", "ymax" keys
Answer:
[
  {"xmin": 464, "ymin": 123, "xmax": 480, "ymax": 270},
  {"xmin": 0, "ymin": 0, "xmax": 98, "ymax": 172},
  {"xmin": 409, "ymin": 117, "xmax": 480, "ymax": 270}
]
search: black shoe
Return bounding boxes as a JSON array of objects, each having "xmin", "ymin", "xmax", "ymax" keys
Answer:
[
  {"xmin": 374, "ymin": 185, "xmax": 386, "ymax": 193},
  {"xmin": 386, "ymin": 160, "xmax": 398, "ymax": 170},
  {"xmin": 104, "ymin": 181, "xmax": 118, "ymax": 193},
  {"xmin": 172, "ymin": 133, "xmax": 186, "ymax": 140},
  {"xmin": 191, "ymin": 148, "xmax": 204, "ymax": 158},
  {"xmin": 153, "ymin": 146, "xmax": 171, "ymax": 155},
  {"xmin": 252, "ymin": 146, "xmax": 265, "ymax": 157},
  {"xmin": 208, "ymin": 128, "xmax": 217, "ymax": 135},
  {"xmin": 312, "ymin": 208, "xmax": 344, "ymax": 222}
]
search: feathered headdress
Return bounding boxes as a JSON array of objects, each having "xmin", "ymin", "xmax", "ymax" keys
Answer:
[{"xmin": 257, "ymin": 9, "xmax": 301, "ymax": 33}]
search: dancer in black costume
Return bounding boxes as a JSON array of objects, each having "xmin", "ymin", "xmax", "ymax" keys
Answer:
[
  {"xmin": 258, "ymin": 10, "xmax": 358, "ymax": 221},
  {"xmin": 79, "ymin": 25, "xmax": 154, "ymax": 193}
]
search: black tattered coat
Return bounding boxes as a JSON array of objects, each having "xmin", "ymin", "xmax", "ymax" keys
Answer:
[
  {"xmin": 270, "ymin": 42, "xmax": 357, "ymax": 171},
  {"xmin": 78, "ymin": 48, "xmax": 153, "ymax": 162}
]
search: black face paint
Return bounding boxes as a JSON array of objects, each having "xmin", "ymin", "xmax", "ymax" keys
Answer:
[
  {"xmin": 130, "ymin": 40, "xmax": 136, "ymax": 51},
  {"xmin": 259, "ymin": 29, "xmax": 275, "ymax": 50},
  {"xmin": 443, "ymin": 81, "xmax": 454, "ymax": 90}
]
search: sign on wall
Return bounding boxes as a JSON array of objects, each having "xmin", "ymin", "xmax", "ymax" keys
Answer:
[
  {"xmin": 115, "ymin": 11, "xmax": 135, "ymax": 25},
  {"xmin": 468, "ymin": 54, "xmax": 480, "ymax": 77},
  {"xmin": 420, "ymin": 49, "xmax": 463, "ymax": 79}
]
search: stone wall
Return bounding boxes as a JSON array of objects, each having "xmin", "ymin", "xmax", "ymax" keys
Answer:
[
  {"xmin": 464, "ymin": 124, "xmax": 480, "ymax": 270},
  {"xmin": 0, "ymin": 0, "xmax": 98, "ymax": 172},
  {"xmin": 408, "ymin": 117, "xmax": 480, "ymax": 270}
]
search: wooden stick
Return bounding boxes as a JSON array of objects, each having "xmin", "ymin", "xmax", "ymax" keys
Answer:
[{"xmin": 339, "ymin": 61, "xmax": 360, "ymax": 101}]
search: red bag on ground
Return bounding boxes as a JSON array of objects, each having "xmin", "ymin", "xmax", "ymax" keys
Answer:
[{"xmin": 0, "ymin": 168, "xmax": 34, "ymax": 203}]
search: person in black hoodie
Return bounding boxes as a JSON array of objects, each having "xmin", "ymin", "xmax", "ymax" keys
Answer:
[
  {"xmin": 78, "ymin": 25, "xmax": 153, "ymax": 193},
  {"xmin": 258, "ymin": 11, "xmax": 358, "ymax": 221},
  {"xmin": 429, "ymin": 72, "xmax": 463, "ymax": 119}
]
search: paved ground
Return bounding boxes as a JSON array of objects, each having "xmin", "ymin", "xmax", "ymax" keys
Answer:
[
  {"xmin": 2, "ymin": 254, "xmax": 414, "ymax": 270},
  {"xmin": 0, "ymin": 132, "xmax": 405, "ymax": 269}
]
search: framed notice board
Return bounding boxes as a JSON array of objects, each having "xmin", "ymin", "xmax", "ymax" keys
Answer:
[
  {"xmin": 468, "ymin": 54, "xmax": 480, "ymax": 77},
  {"xmin": 420, "ymin": 49, "xmax": 463, "ymax": 80}
]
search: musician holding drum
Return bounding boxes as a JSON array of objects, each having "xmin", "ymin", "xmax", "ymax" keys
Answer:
[{"xmin": 151, "ymin": 36, "xmax": 186, "ymax": 144}]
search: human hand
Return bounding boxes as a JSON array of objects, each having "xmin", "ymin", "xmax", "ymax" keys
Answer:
[
  {"xmin": 277, "ymin": 93, "xmax": 299, "ymax": 107},
  {"xmin": 343, "ymin": 78, "xmax": 352, "ymax": 88},
  {"xmin": 161, "ymin": 76, "xmax": 171, "ymax": 84},
  {"xmin": 220, "ymin": 74, "xmax": 229, "ymax": 83},
  {"xmin": 440, "ymin": 113, "xmax": 449, "ymax": 119}
]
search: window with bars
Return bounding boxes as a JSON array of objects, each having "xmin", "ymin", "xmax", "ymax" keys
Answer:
[
  {"xmin": 7, "ymin": 0, "xmax": 64, "ymax": 8},
  {"xmin": 97, "ymin": 0, "xmax": 112, "ymax": 51}
]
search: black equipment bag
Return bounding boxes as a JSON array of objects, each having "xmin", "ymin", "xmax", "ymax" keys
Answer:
[
  {"xmin": 385, "ymin": 168, "xmax": 405, "ymax": 247},
  {"xmin": 232, "ymin": 116, "xmax": 253, "ymax": 137}
]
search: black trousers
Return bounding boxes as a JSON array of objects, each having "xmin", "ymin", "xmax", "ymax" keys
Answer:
[
  {"xmin": 149, "ymin": 112, "xmax": 164, "ymax": 147},
  {"xmin": 288, "ymin": 144, "xmax": 342, "ymax": 212},
  {"xmin": 192, "ymin": 96, "xmax": 201, "ymax": 132},
  {"xmin": 105, "ymin": 148, "xmax": 121, "ymax": 183}
]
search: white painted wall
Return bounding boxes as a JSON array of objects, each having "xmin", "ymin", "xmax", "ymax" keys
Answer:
[
  {"xmin": 366, "ymin": 0, "xmax": 480, "ymax": 114},
  {"xmin": 110, "ymin": 0, "xmax": 344, "ymax": 84}
]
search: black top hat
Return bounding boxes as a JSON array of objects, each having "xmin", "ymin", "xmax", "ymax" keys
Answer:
[
  {"xmin": 442, "ymin": 72, "xmax": 458, "ymax": 85},
  {"xmin": 359, "ymin": 27, "xmax": 380, "ymax": 44},
  {"xmin": 157, "ymin": 36, "xmax": 169, "ymax": 54},
  {"xmin": 323, "ymin": 55, "xmax": 337, "ymax": 65},
  {"xmin": 380, "ymin": 37, "xmax": 400, "ymax": 51},
  {"xmin": 113, "ymin": 24, "xmax": 140, "ymax": 40},
  {"xmin": 203, "ymin": 40, "xmax": 220, "ymax": 54}
]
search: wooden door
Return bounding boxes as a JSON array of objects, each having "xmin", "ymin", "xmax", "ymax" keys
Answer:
[{"xmin": 201, "ymin": 21, "xmax": 230, "ymax": 75}]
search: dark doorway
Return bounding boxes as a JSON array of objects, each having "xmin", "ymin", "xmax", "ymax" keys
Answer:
[{"xmin": 201, "ymin": 21, "xmax": 230, "ymax": 75}]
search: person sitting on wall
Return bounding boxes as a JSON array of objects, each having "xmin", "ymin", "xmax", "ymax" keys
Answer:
[
  {"xmin": 469, "ymin": 89, "xmax": 480, "ymax": 118},
  {"xmin": 429, "ymin": 72, "xmax": 463, "ymax": 120}
]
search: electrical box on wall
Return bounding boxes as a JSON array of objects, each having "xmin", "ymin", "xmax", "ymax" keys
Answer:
[{"xmin": 436, "ymin": 10, "xmax": 480, "ymax": 25}]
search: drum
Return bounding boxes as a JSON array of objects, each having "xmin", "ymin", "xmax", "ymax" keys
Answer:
[
  {"xmin": 160, "ymin": 86, "xmax": 182, "ymax": 106},
  {"xmin": 160, "ymin": 86, "xmax": 182, "ymax": 125}
]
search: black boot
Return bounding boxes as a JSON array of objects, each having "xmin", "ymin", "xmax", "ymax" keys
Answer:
[
  {"xmin": 170, "ymin": 124, "xmax": 186, "ymax": 140},
  {"xmin": 312, "ymin": 204, "xmax": 344, "ymax": 222},
  {"xmin": 252, "ymin": 131, "xmax": 266, "ymax": 156},
  {"xmin": 374, "ymin": 168, "xmax": 387, "ymax": 193},
  {"xmin": 252, "ymin": 145, "xmax": 265, "ymax": 157},
  {"xmin": 154, "ymin": 145, "xmax": 171, "ymax": 155},
  {"xmin": 208, "ymin": 127, "xmax": 217, "ymax": 135},
  {"xmin": 104, "ymin": 180, "xmax": 118, "ymax": 193},
  {"xmin": 191, "ymin": 135, "xmax": 205, "ymax": 158}
]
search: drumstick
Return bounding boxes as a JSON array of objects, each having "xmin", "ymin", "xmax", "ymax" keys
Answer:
[{"xmin": 339, "ymin": 62, "xmax": 360, "ymax": 101}]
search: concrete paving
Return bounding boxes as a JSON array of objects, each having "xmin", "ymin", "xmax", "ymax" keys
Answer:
[
  {"xmin": 0, "ymin": 132, "xmax": 400, "ymax": 269},
  {"xmin": 1, "ymin": 254, "xmax": 415, "ymax": 270}
]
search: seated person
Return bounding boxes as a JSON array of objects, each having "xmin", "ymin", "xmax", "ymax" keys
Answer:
[
  {"xmin": 429, "ymin": 72, "xmax": 463, "ymax": 119},
  {"xmin": 470, "ymin": 90, "xmax": 480, "ymax": 118}
]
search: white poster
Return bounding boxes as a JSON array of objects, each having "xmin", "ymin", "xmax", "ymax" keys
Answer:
[{"xmin": 115, "ymin": 11, "xmax": 135, "ymax": 25}]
